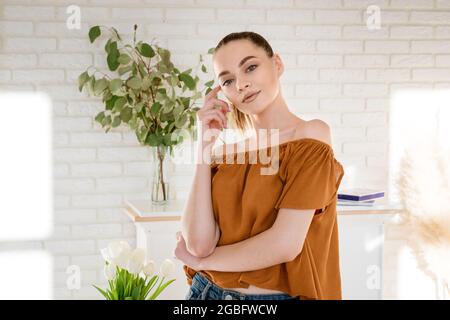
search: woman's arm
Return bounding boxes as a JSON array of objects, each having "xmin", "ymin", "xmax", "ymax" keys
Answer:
[
  {"xmin": 181, "ymin": 84, "xmax": 229, "ymax": 258},
  {"xmin": 180, "ymin": 142, "xmax": 219, "ymax": 258},
  {"xmin": 197, "ymin": 208, "xmax": 315, "ymax": 272},
  {"xmin": 197, "ymin": 226, "xmax": 290, "ymax": 272}
]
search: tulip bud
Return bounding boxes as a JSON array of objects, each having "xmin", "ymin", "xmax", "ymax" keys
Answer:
[
  {"xmin": 143, "ymin": 260, "xmax": 156, "ymax": 276},
  {"xmin": 160, "ymin": 258, "xmax": 175, "ymax": 277},
  {"xmin": 126, "ymin": 248, "xmax": 146, "ymax": 274},
  {"xmin": 104, "ymin": 262, "xmax": 116, "ymax": 280}
]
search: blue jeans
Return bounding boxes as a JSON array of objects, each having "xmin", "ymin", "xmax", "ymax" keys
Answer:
[{"xmin": 185, "ymin": 272, "xmax": 299, "ymax": 300}]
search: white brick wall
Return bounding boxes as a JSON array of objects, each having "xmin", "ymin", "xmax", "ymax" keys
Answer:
[{"xmin": 1, "ymin": 0, "xmax": 449, "ymax": 299}]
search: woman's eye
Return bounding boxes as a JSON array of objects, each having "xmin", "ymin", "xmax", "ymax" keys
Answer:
[
  {"xmin": 247, "ymin": 64, "xmax": 257, "ymax": 72},
  {"xmin": 222, "ymin": 65, "xmax": 257, "ymax": 87}
]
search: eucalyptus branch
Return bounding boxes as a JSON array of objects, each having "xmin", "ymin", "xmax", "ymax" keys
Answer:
[{"xmin": 79, "ymin": 24, "xmax": 215, "ymax": 165}]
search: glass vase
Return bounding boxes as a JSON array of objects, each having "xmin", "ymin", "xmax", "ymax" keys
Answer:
[{"xmin": 151, "ymin": 145, "xmax": 171, "ymax": 205}]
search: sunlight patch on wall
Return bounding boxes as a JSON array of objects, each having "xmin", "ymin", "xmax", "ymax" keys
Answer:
[
  {"xmin": 0, "ymin": 92, "xmax": 53, "ymax": 241},
  {"xmin": 0, "ymin": 250, "xmax": 53, "ymax": 299},
  {"xmin": 389, "ymin": 89, "xmax": 450, "ymax": 203}
]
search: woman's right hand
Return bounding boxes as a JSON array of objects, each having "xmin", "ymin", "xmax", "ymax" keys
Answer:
[{"xmin": 196, "ymin": 85, "xmax": 230, "ymax": 146}]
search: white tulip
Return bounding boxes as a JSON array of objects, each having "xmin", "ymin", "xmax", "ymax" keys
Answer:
[
  {"xmin": 126, "ymin": 248, "xmax": 146, "ymax": 274},
  {"xmin": 100, "ymin": 247, "xmax": 112, "ymax": 263},
  {"xmin": 100, "ymin": 241, "xmax": 132, "ymax": 269},
  {"xmin": 114, "ymin": 249, "xmax": 131, "ymax": 270},
  {"xmin": 104, "ymin": 262, "xmax": 117, "ymax": 280},
  {"xmin": 142, "ymin": 260, "xmax": 156, "ymax": 276},
  {"xmin": 160, "ymin": 258, "xmax": 175, "ymax": 277}
]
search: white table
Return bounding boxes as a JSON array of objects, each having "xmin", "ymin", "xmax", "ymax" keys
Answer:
[{"xmin": 123, "ymin": 198, "xmax": 403, "ymax": 300}]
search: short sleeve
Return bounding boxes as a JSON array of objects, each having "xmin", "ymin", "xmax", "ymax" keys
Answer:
[{"xmin": 274, "ymin": 141, "xmax": 343, "ymax": 211}]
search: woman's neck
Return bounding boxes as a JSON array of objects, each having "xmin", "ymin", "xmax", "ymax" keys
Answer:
[{"xmin": 247, "ymin": 121, "xmax": 304, "ymax": 148}]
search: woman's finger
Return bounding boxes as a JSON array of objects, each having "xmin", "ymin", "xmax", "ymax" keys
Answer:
[
  {"xmin": 208, "ymin": 109, "xmax": 227, "ymax": 126},
  {"xmin": 209, "ymin": 98, "xmax": 231, "ymax": 113},
  {"xmin": 205, "ymin": 84, "xmax": 222, "ymax": 101},
  {"xmin": 203, "ymin": 86, "xmax": 225, "ymax": 111},
  {"xmin": 204, "ymin": 109, "xmax": 227, "ymax": 128},
  {"xmin": 203, "ymin": 113, "xmax": 224, "ymax": 130}
]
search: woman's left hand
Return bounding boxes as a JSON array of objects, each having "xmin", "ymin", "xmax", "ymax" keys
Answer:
[{"xmin": 174, "ymin": 231, "xmax": 203, "ymax": 269}]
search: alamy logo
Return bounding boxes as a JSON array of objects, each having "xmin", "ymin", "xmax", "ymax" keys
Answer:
[
  {"xmin": 66, "ymin": 264, "xmax": 81, "ymax": 290},
  {"xmin": 366, "ymin": 5, "xmax": 381, "ymax": 30},
  {"xmin": 66, "ymin": 5, "xmax": 81, "ymax": 30}
]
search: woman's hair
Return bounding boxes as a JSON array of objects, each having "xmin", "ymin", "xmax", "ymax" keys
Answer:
[{"xmin": 213, "ymin": 31, "xmax": 274, "ymax": 137}]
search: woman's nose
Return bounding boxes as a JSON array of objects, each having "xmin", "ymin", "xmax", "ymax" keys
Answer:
[{"xmin": 237, "ymin": 82, "xmax": 250, "ymax": 92}]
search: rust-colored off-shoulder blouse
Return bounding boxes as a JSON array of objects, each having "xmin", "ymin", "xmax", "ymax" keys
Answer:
[{"xmin": 183, "ymin": 137, "xmax": 345, "ymax": 300}]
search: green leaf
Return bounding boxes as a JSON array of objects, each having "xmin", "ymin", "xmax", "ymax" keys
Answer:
[
  {"xmin": 111, "ymin": 116, "xmax": 121, "ymax": 128},
  {"xmin": 157, "ymin": 47, "xmax": 171, "ymax": 64},
  {"xmin": 109, "ymin": 79, "xmax": 122, "ymax": 93},
  {"xmin": 89, "ymin": 26, "xmax": 101, "ymax": 43},
  {"xmin": 87, "ymin": 76, "xmax": 95, "ymax": 95},
  {"xmin": 204, "ymin": 79, "xmax": 214, "ymax": 87},
  {"xmin": 173, "ymin": 104, "xmax": 183, "ymax": 118},
  {"xmin": 94, "ymin": 78, "xmax": 108, "ymax": 95},
  {"xmin": 102, "ymin": 115, "xmax": 112, "ymax": 126},
  {"xmin": 102, "ymin": 90, "xmax": 112, "ymax": 103},
  {"xmin": 148, "ymin": 278, "xmax": 176, "ymax": 300},
  {"xmin": 118, "ymin": 54, "xmax": 131, "ymax": 65},
  {"xmin": 150, "ymin": 101, "xmax": 161, "ymax": 116},
  {"xmin": 146, "ymin": 134, "xmax": 159, "ymax": 146},
  {"xmin": 106, "ymin": 96, "xmax": 119, "ymax": 110},
  {"xmin": 105, "ymin": 40, "xmax": 117, "ymax": 54},
  {"xmin": 126, "ymin": 76, "xmax": 141, "ymax": 90},
  {"xmin": 134, "ymin": 102, "xmax": 144, "ymax": 113},
  {"xmin": 118, "ymin": 65, "xmax": 132, "ymax": 76},
  {"xmin": 137, "ymin": 43, "xmax": 155, "ymax": 58},
  {"xmin": 78, "ymin": 71, "xmax": 89, "ymax": 92},
  {"xmin": 137, "ymin": 61, "xmax": 147, "ymax": 76},
  {"xmin": 120, "ymin": 107, "xmax": 133, "ymax": 122},
  {"xmin": 129, "ymin": 114, "xmax": 138, "ymax": 130},
  {"xmin": 142, "ymin": 275, "xmax": 157, "ymax": 297},
  {"xmin": 107, "ymin": 52, "xmax": 120, "ymax": 71},
  {"xmin": 141, "ymin": 76, "xmax": 151, "ymax": 90},
  {"xmin": 175, "ymin": 114, "xmax": 187, "ymax": 128},
  {"xmin": 95, "ymin": 111, "xmax": 105, "ymax": 123},
  {"xmin": 106, "ymin": 42, "xmax": 120, "ymax": 71},
  {"xmin": 113, "ymin": 97, "xmax": 126, "ymax": 112},
  {"xmin": 179, "ymin": 73, "xmax": 195, "ymax": 90},
  {"xmin": 132, "ymin": 286, "xmax": 141, "ymax": 300},
  {"xmin": 104, "ymin": 38, "xmax": 112, "ymax": 53}
]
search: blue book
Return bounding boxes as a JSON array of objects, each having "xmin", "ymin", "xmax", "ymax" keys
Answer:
[
  {"xmin": 338, "ymin": 199, "xmax": 375, "ymax": 204},
  {"xmin": 337, "ymin": 188, "xmax": 385, "ymax": 202}
]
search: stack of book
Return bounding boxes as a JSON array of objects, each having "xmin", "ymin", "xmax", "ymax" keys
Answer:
[{"xmin": 337, "ymin": 188, "xmax": 385, "ymax": 206}]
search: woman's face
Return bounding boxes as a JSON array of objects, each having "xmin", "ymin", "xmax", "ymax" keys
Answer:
[{"xmin": 212, "ymin": 39, "xmax": 283, "ymax": 115}]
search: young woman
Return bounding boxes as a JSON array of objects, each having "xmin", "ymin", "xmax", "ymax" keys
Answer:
[{"xmin": 175, "ymin": 32, "xmax": 345, "ymax": 300}]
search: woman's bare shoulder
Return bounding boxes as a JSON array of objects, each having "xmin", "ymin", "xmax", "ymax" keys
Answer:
[{"xmin": 294, "ymin": 119, "xmax": 332, "ymax": 147}]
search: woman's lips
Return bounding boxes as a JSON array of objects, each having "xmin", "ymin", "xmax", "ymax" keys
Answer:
[{"xmin": 243, "ymin": 90, "xmax": 261, "ymax": 103}]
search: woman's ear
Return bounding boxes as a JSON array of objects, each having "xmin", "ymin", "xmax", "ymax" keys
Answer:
[{"xmin": 274, "ymin": 53, "xmax": 284, "ymax": 77}]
